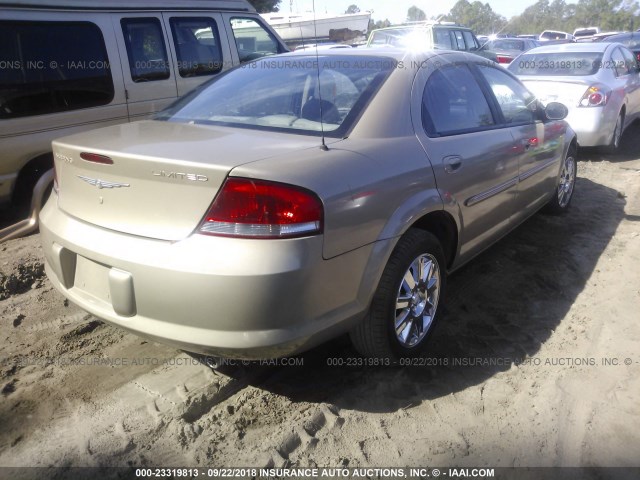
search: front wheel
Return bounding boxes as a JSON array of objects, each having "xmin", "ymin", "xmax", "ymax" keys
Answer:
[
  {"xmin": 544, "ymin": 145, "xmax": 577, "ymax": 214},
  {"xmin": 350, "ymin": 229, "xmax": 447, "ymax": 360}
]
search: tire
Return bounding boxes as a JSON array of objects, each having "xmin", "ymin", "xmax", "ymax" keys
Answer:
[
  {"xmin": 350, "ymin": 229, "xmax": 447, "ymax": 360},
  {"xmin": 544, "ymin": 144, "xmax": 577, "ymax": 214},
  {"xmin": 605, "ymin": 111, "xmax": 624, "ymax": 153}
]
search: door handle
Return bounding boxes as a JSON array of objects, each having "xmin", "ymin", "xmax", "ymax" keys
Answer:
[{"xmin": 443, "ymin": 155, "xmax": 463, "ymax": 174}]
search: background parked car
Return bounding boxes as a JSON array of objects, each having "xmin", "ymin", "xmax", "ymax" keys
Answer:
[
  {"xmin": 480, "ymin": 38, "xmax": 539, "ymax": 65},
  {"xmin": 573, "ymin": 27, "xmax": 600, "ymax": 42},
  {"xmin": 539, "ymin": 30, "xmax": 575, "ymax": 42},
  {"xmin": 366, "ymin": 23, "xmax": 498, "ymax": 62},
  {"xmin": 40, "ymin": 49, "xmax": 576, "ymax": 360},
  {"xmin": 597, "ymin": 32, "xmax": 640, "ymax": 62},
  {"xmin": 509, "ymin": 42, "xmax": 640, "ymax": 151}
]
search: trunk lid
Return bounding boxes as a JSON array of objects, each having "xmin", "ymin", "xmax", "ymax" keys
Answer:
[
  {"xmin": 53, "ymin": 120, "xmax": 323, "ymax": 241},
  {"xmin": 520, "ymin": 77, "xmax": 595, "ymax": 107}
]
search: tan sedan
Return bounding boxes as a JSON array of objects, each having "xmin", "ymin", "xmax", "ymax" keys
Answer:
[{"xmin": 40, "ymin": 49, "xmax": 577, "ymax": 360}]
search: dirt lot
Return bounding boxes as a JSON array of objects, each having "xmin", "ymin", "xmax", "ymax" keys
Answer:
[{"xmin": 1, "ymin": 131, "xmax": 639, "ymax": 477}]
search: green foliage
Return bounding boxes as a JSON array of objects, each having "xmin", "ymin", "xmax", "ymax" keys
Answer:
[
  {"xmin": 407, "ymin": 6, "xmax": 427, "ymax": 22},
  {"xmin": 444, "ymin": 0, "xmax": 507, "ymax": 33},
  {"xmin": 346, "ymin": 4, "xmax": 361, "ymax": 14},
  {"xmin": 508, "ymin": 0, "xmax": 640, "ymax": 35},
  {"xmin": 247, "ymin": 0, "xmax": 281, "ymax": 13}
]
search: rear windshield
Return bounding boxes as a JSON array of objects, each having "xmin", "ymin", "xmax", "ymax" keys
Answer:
[
  {"xmin": 540, "ymin": 31, "xmax": 568, "ymax": 40},
  {"xmin": 157, "ymin": 55, "xmax": 395, "ymax": 137},
  {"xmin": 488, "ymin": 39, "xmax": 527, "ymax": 51},
  {"xmin": 508, "ymin": 52, "xmax": 604, "ymax": 76}
]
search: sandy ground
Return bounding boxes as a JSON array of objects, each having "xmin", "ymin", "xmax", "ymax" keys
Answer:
[{"xmin": 1, "ymin": 129, "xmax": 639, "ymax": 478}]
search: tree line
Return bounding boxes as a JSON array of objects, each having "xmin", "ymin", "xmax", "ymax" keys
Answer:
[{"xmin": 248, "ymin": 0, "xmax": 640, "ymax": 35}]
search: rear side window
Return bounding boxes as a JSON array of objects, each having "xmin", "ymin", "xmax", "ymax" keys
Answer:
[
  {"xmin": 0, "ymin": 21, "xmax": 114, "ymax": 119},
  {"xmin": 170, "ymin": 17, "xmax": 224, "ymax": 77},
  {"xmin": 121, "ymin": 18, "xmax": 170, "ymax": 82},
  {"xmin": 422, "ymin": 64, "xmax": 495, "ymax": 136},
  {"xmin": 229, "ymin": 17, "xmax": 282, "ymax": 63}
]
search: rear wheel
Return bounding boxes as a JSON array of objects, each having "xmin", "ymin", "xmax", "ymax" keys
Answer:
[
  {"xmin": 606, "ymin": 111, "xmax": 624, "ymax": 153},
  {"xmin": 350, "ymin": 229, "xmax": 446, "ymax": 360},
  {"xmin": 544, "ymin": 145, "xmax": 577, "ymax": 214}
]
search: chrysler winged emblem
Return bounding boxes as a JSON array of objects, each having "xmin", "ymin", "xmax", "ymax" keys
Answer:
[{"xmin": 77, "ymin": 175, "xmax": 130, "ymax": 189}]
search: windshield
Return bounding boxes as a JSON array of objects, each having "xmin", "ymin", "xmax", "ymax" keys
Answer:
[
  {"xmin": 508, "ymin": 52, "xmax": 603, "ymax": 76},
  {"xmin": 157, "ymin": 55, "xmax": 395, "ymax": 137}
]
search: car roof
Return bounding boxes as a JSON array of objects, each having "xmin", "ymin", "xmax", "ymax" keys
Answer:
[
  {"xmin": 0, "ymin": 0, "xmax": 255, "ymax": 11},
  {"xmin": 273, "ymin": 47, "xmax": 486, "ymax": 67},
  {"xmin": 605, "ymin": 32, "xmax": 640, "ymax": 41},
  {"xmin": 525, "ymin": 42, "xmax": 613, "ymax": 54},
  {"xmin": 371, "ymin": 23, "xmax": 471, "ymax": 33}
]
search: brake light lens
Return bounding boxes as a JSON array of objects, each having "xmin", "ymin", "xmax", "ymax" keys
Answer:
[
  {"xmin": 579, "ymin": 85, "xmax": 610, "ymax": 107},
  {"xmin": 80, "ymin": 152, "xmax": 113, "ymax": 164},
  {"xmin": 496, "ymin": 55, "xmax": 512, "ymax": 64},
  {"xmin": 198, "ymin": 178, "xmax": 323, "ymax": 238}
]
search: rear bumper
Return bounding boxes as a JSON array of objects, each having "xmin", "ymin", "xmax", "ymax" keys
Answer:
[
  {"xmin": 39, "ymin": 194, "xmax": 379, "ymax": 359},
  {"xmin": 566, "ymin": 105, "xmax": 616, "ymax": 147}
]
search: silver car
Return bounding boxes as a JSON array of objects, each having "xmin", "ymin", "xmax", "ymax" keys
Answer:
[
  {"xmin": 509, "ymin": 42, "xmax": 640, "ymax": 150},
  {"xmin": 40, "ymin": 49, "xmax": 577, "ymax": 360}
]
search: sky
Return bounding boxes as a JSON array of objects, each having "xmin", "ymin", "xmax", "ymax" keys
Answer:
[{"xmin": 285, "ymin": 1, "xmax": 575, "ymax": 23}]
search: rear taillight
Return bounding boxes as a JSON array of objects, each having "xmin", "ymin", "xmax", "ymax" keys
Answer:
[
  {"xmin": 579, "ymin": 84, "xmax": 610, "ymax": 107},
  {"xmin": 496, "ymin": 55, "xmax": 512, "ymax": 64},
  {"xmin": 198, "ymin": 178, "xmax": 323, "ymax": 239}
]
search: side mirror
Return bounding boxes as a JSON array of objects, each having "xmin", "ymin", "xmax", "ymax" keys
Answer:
[{"xmin": 545, "ymin": 102, "xmax": 569, "ymax": 121}]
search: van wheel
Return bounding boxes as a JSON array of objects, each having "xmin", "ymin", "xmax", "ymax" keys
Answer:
[
  {"xmin": 350, "ymin": 229, "xmax": 446, "ymax": 360},
  {"xmin": 544, "ymin": 145, "xmax": 576, "ymax": 214}
]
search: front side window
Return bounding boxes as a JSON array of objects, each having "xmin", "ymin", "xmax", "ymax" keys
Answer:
[
  {"xmin": 157, "ymin": 55, "xmax": 394, "ymax": 137},
  {"xmin": 229, "ymin": 18, "xmax": 281, "ymax": 63},
  {"xmin": 0, "ymin": 21, "xmax": 113, "ymax": 118},
  {"xmin": 121, "ymin": 18, "xmax": 170, "ymax": 82},
  {"xmin": 170, "ymin": 17, "xmax": 224, "ymax": 77},
  {"xmin": 478, "ymin": 65, "xmax": 537, "ymax": 125},
  {"xmin": 422, "ymin": 64, "xmax": 495, "ymax": 136}
]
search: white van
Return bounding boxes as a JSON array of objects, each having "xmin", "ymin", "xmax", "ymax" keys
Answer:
[{"xmin": 0, "ymin": 0, "xmax": 287, "ymax": 238}]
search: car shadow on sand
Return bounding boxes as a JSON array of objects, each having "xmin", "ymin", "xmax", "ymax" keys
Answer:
[{"xmin": 210, "ymin": 172, "xmax": 626, "ymax": 413}]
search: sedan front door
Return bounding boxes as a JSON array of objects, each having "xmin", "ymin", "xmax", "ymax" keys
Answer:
[{"xmin": 413, "ymin": 60, "xmax": 520, "ymax": 266}]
